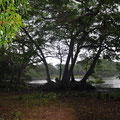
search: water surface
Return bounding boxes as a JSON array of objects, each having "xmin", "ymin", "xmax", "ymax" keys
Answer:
[
  {"xmin": 95, "ymin": 76, "xmax": 120, "ymax": 88},
  {"xmin": 29, "ymin": 76, "xmax": 120, "ymax": 88}
]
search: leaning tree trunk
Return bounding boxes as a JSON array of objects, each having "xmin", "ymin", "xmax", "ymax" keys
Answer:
[
  {"xmin": 80, "ymin": 46, "xmax": 102, "ymax": 84},
  {"xmin": 37, "ymin": 48, "xmax": 51, "ymax": 83},
  {"xmin": 42, "ymin": 56, "xmax": 51, "ymax": 83},
  {"xmin": 22, "ymin": 27, "xmax": 51, "ymax": 83}
]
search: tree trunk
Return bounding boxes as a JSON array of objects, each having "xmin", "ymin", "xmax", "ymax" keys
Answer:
[
  {"xmin": 68, "ymin": 32, "xmax": 88, "ymax": 82},
  {"xmin": 43, "ymin": 60, "xmax": 51, "ymax": 83},
  {"xmin": 62, "ymin": 39, "xmax": 75, "ymax": 87},
  {"xmin": 22, "ymin": 27, "xmax": 51, "ymax": 83},
  {"xmin": 80, "ymin": 46, "xmax": 102, "ymax": 84},
  {"xmin": 39, "ymin": 48, "xmax": 51, "ymax": 83},
  {"xmin": 16, "ymin": 66, "xmax": 25, "ymax": 84},
  {"xmin": 62, "ymin": 32, "xmax": 87, "ymax": 86},
  {"xmin": 59, "ymin": 56, "xmax": 62, "ymax": 81},
  {"xmin": 68, "ymin": 43, "xmax": 81, "ymax": 81},
  {"xmin": 71, "ymin": 72, "xmax": 75, "ymax": 82},
  {"xmin": 70, "ymin": 52, "xmax": 75, "ymax": 82}
]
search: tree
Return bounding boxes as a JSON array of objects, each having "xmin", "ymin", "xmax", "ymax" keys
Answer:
[
  {"xmin": 0, "ymin": 33, "xmax": 35, "ymax": 83},
  {"xmin": 3, "ymin": 0, "xmax": 118, "ymax": 88},
  {"xmin": 26, "ymin": 0, "xmax": 120, "ymax": 88},
  {"xmin": 21, "ymin": 26, "xmax": 52, "ymax": 83},
  {"xmin": 80, "ymin": 2, "xmax": 120, "ymax": 84},
  {"xmin": 41, "ymin": 0, "xmax": 120, "ymax": 88},
  {"xmin": 0, "ymin": 47, "xmax": 11, "ymax": 81},
  {"xmin": 0, "ymin": 0, "xmax": 29, "ymax": 46}
]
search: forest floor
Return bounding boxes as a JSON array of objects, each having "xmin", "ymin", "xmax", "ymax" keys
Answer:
[{"xmin": 0, "ymin": 90, "xmax": 120, "ymax": 120}]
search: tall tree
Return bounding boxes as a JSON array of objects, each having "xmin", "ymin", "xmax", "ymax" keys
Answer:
[
  {"xmin": 15, "ymin": 0, "xmax": 119, "ymax": 88},
  {"xmin": 45, "ymin": 0, "xmax": 120, "ymax": 88}
]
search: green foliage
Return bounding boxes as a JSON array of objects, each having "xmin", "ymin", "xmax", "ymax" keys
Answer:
[
  {"xmin": 88, "ymin": 77, "xmax": 105, "ymax": 84},
  {"xmin": 0, "ymin": 0, "xmax": 29, "ymax": 46},
  {"xmin": 74, "ymin": 62, "xmax": 85, "ymax": 76},
  {"xmin": 13, "ymin": 111, "xmax": 22, "ymax": 120},
  {"xmin": 96, "ymin": 60, "xmax": 118, "ymax": 77},
  {"xmin": 25, "ymin": 64, "xmax": 58, "ymax": 80},
  {"xmin": 80, "ymin": 59, "xmax": 118, "ymax": 77},
  {"xmin": 97, "ymin": 90, "xmax": 120, "ymax": 100},
  {"xmin": 19, "ymin": 92, "xmax": 57, "ymax": 105},
  {"xmin": 25, "ymin": 66, "xmax": 46, "ymax": 80},
  {"xmin": 43, "ymin": 92, "xmax": 57, "ymax": 103}
]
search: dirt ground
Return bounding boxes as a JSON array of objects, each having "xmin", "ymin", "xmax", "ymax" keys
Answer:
[{"xmin": 0, "ymin": 91, "xmax": 120, "ymax": 120}]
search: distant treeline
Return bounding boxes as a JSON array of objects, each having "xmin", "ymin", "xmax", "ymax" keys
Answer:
[{"xmin": 24, "ymin": 59, "xmax": 119, "ymax": 80}]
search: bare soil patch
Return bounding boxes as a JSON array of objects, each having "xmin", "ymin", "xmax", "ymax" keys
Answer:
[{"xmin": 0, "ymin": 91, "xmax": 120, "ymax": 120}]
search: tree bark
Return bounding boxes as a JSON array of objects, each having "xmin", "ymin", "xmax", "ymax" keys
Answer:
[
  {"xmin": 68, "ymin": 43, "xmax": 81, "ymax": 81},
  {"xmin": 62, "ymin": 30, "xmax": 88, "ymax": 87},
  {"xmin": 62, "ymin": 39, "xmax": 75, "ymax": 87},
  {"xmin": 71, "ymin": 72, "xmax": 75, "ymax": 82},
  {"xmin": 68, "ymin": 31, "xmax": 89, "ymax": 82},
  {"xmin": 80, "ymin": 46, "xmax": 102, "ymax": 84},
  {"xmin": 39, "ymin": 49, "xmax": 51, "ymax": 83},
  {"xmin": 15, "ymin": 65, "xmax": 25, "ymax": 84},
  {"xmin": 22, "ymin": 27, "xmax": 51, "ymax": 83},
  {"xmin": 59, "ymin": 56, "xmax": 62, "ymax": 81}
]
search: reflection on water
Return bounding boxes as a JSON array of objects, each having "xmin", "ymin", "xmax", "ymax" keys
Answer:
[
  {"xmin": 29, "ymin": 76, "xmax": 120, "ymax": 88},
  {"xmin": 96, "ymin": 76, "xmax": 120, "ymax": 88},
  {"xmin": 29, "ymin": 80, "xmax": 47, "ymax": 84},
  {"xmin": 29, "ymin": 79, "xmax": 55, "ymax": 84}
]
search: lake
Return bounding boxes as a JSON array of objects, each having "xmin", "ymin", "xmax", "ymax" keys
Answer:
[
  {"xmin": 29, "ymin": 76, "xmax": 120, "ymax": 88},
  {"xmin": 94, "ymin": 76, "xmax": 120, "ymax": 88}
]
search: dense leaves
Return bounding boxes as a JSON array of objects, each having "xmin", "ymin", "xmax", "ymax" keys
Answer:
[{"xmin": 0, "ymin": 0, "xmax": 29, "ymax": 46}]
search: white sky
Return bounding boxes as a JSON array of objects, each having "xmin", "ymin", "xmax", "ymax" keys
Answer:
[{"xmin": 47, "ymin": 57, "xmax": 60, "ymax": 66}]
